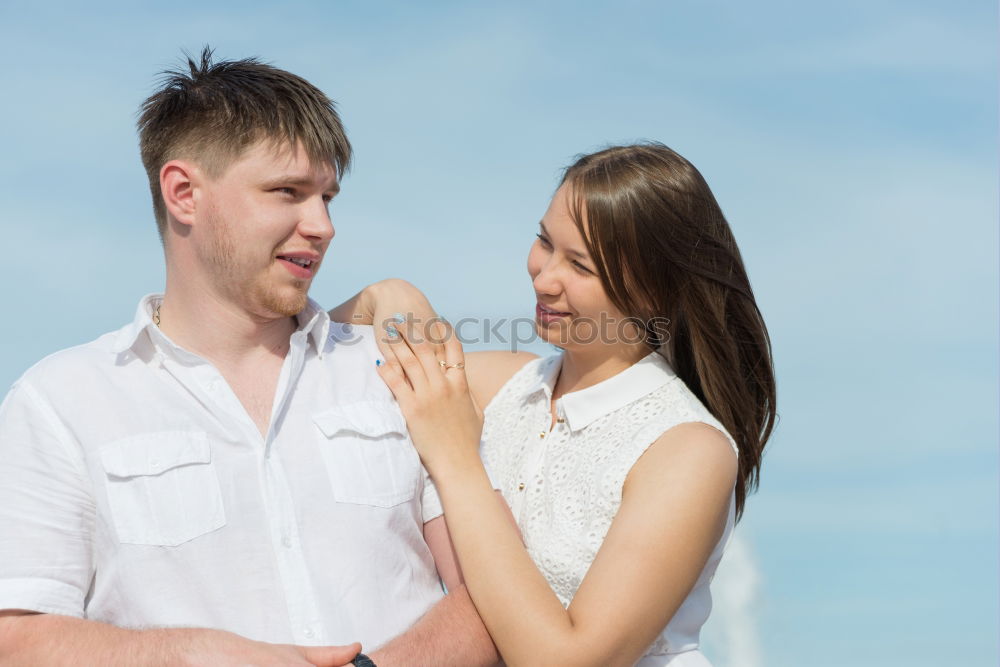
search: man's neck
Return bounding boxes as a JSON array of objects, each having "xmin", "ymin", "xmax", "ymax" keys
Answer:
[{"xmin": 155, "ymin": 285, "xmax": 299, "ymax": 370}]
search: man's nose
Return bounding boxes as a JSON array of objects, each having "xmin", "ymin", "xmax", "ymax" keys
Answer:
[{"xmin": 300, "ymin": 199, "xmax": 335, "ymax": 242}]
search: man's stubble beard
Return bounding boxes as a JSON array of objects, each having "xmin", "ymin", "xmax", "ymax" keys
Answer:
[{"xmin": 203, "ymin": 213, "xmax": 310, "ymax": 319}]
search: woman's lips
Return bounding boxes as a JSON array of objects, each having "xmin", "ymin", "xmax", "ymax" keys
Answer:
[{"xmin": 536, "ymin": 302, "xmax": 571, "ymax": 324}]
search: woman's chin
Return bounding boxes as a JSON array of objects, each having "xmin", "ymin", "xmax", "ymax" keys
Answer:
[{"xmin": 534, "ymin": 318, "xmax": 571, "ymax": 348}]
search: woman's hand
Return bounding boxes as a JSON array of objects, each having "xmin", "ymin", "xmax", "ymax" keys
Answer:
[
  {"xmin": 328, "ymin": 279, "xmax": 447, "ymax": 366},
  {"xmin": 376, "ymin": 318, "xmax": 483, "ymax": 479}
]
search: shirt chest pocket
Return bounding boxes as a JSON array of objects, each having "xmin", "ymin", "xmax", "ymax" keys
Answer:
[
  {"xmin": 313, "ymin": 402, "xmax": 420, "ymax": 508},
  {"xmin": 100, "ymin": 433, "xmax": 226, "ymax": 547}
]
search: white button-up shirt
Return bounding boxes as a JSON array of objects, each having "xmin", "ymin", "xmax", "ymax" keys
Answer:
[{"xmin": 0, "ymin": 295, "xmax": 446, "ymax": 649}]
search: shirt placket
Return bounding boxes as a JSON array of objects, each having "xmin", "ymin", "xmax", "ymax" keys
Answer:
[
  {"xmin": 260, "ymin": 331, "xmax": 325, "ymax": 644},
  {"xmin": 511, "ymin": 399, "xmax": 567, "ymax": 524},
  {"xmin": 156, "ymin": 331, "xmax": 325, "ymax": 645}
]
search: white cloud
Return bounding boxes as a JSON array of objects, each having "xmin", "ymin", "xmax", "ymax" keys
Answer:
[{"xmin": 701, "ymin": 534, "xmax": 764, "ymax": 667}]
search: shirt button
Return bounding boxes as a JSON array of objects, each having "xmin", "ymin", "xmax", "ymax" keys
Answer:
[
  {"xmin": 518, "ymin": 482, "xmax": 525, "ymax": 491},
  {"xmin": 282, "ymin": 536, "xmax": 292, "ymax": 548},
  {"xmin": 539, "ymin": 432, "xmax": 546, "ymax": 439},
  {"xmin": 557, "ymin": 418, "xmax": 566, "ymax": 424}
]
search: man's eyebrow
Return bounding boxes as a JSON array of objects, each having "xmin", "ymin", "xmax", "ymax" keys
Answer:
[
  {"xmin": 538, "ymin": 221, "xmax": 590, "ymax": 261},
  {"xmin": 261, "ymin": 175, "xmax": 340, "ymax": 194}
]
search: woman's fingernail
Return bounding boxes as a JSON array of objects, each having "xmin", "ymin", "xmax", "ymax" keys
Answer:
[
  {"xmin": 387, "ymin": 325, "xmax": 399, "ymax": 338},
  {"xmin": 375, "ymin": 359, "xmax": 382, "ymax": 367},
  {"xmin": 392, "ymin": 312, "xmax": 405, "ymax": 323}
]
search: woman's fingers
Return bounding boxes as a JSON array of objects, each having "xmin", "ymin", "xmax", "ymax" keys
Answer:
[
  {"xmin": 395, "ymin": 316, "xmax": 448, "ymax": 387},
  {"xmin": 376, "ymin": 343, "xmax": 414, "ymax": 403},
  {"xmin": 374, "ymin": 319, "xmax": 397, "ymax": 365},
  {"xmin": 375, "ymin": 315, "xmax": 446, "ymax": 368},
  {"xmin": 441, "ymin": 320, "xmax": 465, "ymax": 365},
  {"xmin": 440, "ymin": 321, "xmax": 469, "ymax": 388},
  {"xmin": 426, "ymin": 317, "xmax": 449, "ymax": 368},
  {"xmin": 386, "ymin": 319, "xmax": 431, "ymax": 391},
  {"xmin": 378, "ymin": 317, "xmax": 468, "ymax": 405}
]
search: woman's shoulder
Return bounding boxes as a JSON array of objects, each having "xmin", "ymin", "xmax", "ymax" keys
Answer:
[{"xmin": 465, "ymin": 350, "xmax": 541, "ymax": 410}]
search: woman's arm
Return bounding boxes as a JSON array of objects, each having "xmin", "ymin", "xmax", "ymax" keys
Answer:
[
  {"xmin": 328, "ymin": 278, "xmax": 438, "ymax": 328},
  {"xmin": 377, "ymin": 327, "xmax": 737, "ymax": 667}
]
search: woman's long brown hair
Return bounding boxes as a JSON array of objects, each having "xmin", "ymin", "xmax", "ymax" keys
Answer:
[{"xmin": 561, "ymin": 143, "xmax": 776, "ymax": 519}]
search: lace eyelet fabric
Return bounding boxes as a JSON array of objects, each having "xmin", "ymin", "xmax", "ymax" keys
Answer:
[{"xmin": 480, "ymin": 353, "xmax": 738, "ymax": 660}]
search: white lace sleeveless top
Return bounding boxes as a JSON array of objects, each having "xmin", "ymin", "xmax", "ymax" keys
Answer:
[{"xmin": 480, "ymin": 351, "xmax": 737, "ymax": 663}]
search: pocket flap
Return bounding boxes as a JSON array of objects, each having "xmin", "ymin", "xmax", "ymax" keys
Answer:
[
  {"xmin": 101, "ymin": 432, "xmax": 212, "ymax": 478},
  {"xmin": 312, "ymin": 402, "xmax": 407, "ymax": 439}
]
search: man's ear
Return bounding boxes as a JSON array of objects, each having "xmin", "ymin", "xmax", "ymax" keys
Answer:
[{"xmin": 160, "ymin": 160, "xmax": 201, "ymax": 227}]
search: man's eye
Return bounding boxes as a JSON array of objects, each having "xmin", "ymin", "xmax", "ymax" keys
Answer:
[{"xmin": 275, "ymin": 187, "xmax": 295, "ymax": 196}]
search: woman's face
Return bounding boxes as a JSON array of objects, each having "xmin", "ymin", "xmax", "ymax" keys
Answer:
[{"xmin": 527, "ymin": 184, "xmax": 638, "ymax": 353}]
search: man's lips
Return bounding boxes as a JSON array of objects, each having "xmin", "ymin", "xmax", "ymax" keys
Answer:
[{"xmin": 277, "ymin": 252, "xmax": 320, "ymax": 279}]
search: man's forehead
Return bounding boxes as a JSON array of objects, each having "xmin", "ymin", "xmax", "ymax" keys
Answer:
[{"xmin": 242, "ymin": 138, "xmax": 339, "ymax": 186}]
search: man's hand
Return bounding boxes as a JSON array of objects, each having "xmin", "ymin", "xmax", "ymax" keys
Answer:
[
  {"xmin": 0, "ymin": 611, "xmax": 361, "ymax": 667},
  {"xmin": 180, "ymin": 629, "xmax": 362, "ymax": 666}
]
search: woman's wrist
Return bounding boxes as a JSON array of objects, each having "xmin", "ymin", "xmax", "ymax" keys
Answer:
[
  {"xmin": 366, "ymin": 278, "xmax": 415, "ymax": 299},
  {"xmin": 426, "ymin": 445, "xmax": 488, "ymax": 486},
  {"xmin": 365, "ymin": 279, "xmax": 423, "ymax": 325}
]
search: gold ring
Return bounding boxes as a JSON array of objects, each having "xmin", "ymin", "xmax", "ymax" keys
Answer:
[{"xmin": 439, "ymin": 361, "xmax": 465, "ymax": 370}]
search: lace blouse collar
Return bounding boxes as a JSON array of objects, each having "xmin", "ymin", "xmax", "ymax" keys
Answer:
[{"xmin": 524, "ymin": 351, "xmax": 677, "ymax": 432}]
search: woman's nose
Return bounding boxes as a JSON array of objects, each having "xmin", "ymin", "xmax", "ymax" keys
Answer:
[{"xmin": 532, "ymin": 260, "xmax": 562, "ymax": 296}]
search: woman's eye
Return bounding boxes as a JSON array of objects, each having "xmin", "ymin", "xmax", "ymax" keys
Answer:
[
  {"xmin": 572, "ymin": 261, "xmax": 594, "ymax": 275},
  {"xmin": 535, "ymin": 233, "xmax": 552, "ymax": 248}
]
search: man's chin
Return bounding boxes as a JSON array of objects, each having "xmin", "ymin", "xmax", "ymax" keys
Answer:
[{"xmin": 260, "ymin": 286, "xmax": 310, "ymax": 318}]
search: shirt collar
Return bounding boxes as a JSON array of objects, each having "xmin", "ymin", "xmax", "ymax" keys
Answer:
[
  {"xmin": 111, "ymin": 294, "xmax": 160, "ymax": 355},
  {"xmin": 526, "ymin": 351, "xmax": 677, "ymax": 432},
  {"xmin": 296, "ymin": 298, "xmax": 332, "ymax": 356},
  {"xmin": 112, "ymin": 294, "xmax": 331, "ymax": 358}
]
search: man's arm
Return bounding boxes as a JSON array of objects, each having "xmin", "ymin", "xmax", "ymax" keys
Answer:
[
  {"xmin": 0, "ymin": 610, "xmax": 360, "ymax": 666},
  {"xmin": 0, "ymin": 384, "xmax": 360, "ymax": 666},
  {"xmin": 367, "ymin": 514, "xmax": 502, "ymax": 667}
]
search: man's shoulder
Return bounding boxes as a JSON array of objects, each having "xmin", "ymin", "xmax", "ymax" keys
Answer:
[
  {"xmin": 312, "ymin": 323, "xmax": 398, "ymax": 405},
  {"xmin": 13, "ymin": 328, "xmax": 125, "ymax": 392},
  {"xmin": 325, "ymin": 322, "xmax": 380, "ymax": 360}
]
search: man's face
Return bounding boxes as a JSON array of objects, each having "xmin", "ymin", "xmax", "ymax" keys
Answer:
[{"xmin": 194, "ymin": 140, "xmax": 338, "ymax": 319}]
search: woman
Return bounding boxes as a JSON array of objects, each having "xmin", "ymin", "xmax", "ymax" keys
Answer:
[{"xmin": 346, "ymin": 143, "xmax": 775, "ymax": 666}]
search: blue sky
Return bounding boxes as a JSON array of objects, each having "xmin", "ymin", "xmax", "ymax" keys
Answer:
[{"xmin": 0, "ymin": 1, "xmax": 996, "ymax": 664}]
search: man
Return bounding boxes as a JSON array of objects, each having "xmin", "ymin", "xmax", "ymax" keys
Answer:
[{"xmin": 0, "ymin": 48, "xmax": 498, "ymax": 666}]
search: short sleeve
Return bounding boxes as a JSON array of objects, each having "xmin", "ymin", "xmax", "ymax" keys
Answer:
[
  {"xmin": 420, "ymin": 466, "xmax": 444, "ymax": 523},
  {"xmin": 0, "ymin": 383, "xmax": 95, "ymax": 616}
]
